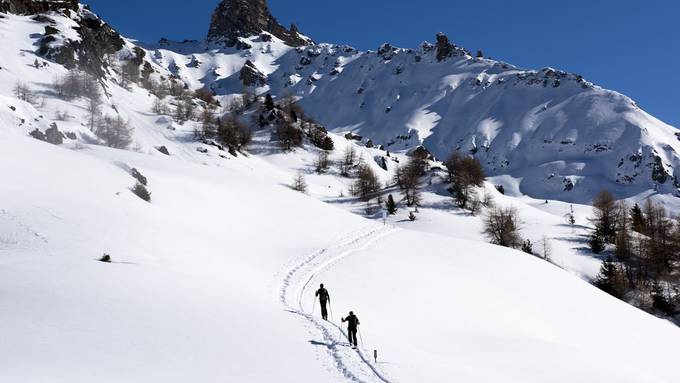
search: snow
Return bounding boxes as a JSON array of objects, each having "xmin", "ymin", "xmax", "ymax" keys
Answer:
[{"xmin": 1, "ymin": 7, "xmax": 680, "ymax": 383}]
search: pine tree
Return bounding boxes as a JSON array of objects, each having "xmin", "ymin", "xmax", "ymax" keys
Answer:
[
  {"xmin": 594, "ymin": 257, "xmax": 620, "ymax": 297},
  {"xmin": 591, "ymin": 190, "xmax": 619, "ymax": 243},
  {"xmin": 630, "ymin": 203, "xmax": 645, "ymax": 233},
  {"xmin": 590, "ymin": 231, "xmax": 605, "ymax": 254},
  {"xmin": 615, "ymin": 201, "xmax": 633, "ymax": 261},
  {"xmin": 386, "ymin": 194, "xmax": 397, "ymax": 215},
  {"xmin": 651, "ymin": 281, "xmax": 676, "ymax": 316},
  {"xmin": 265, "ymin": 94, "xmax": 275, "ymax": 110}
]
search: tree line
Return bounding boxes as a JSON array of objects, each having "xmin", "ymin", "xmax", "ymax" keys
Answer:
[{"xmin": 590, "ymin": 190, "xmax": 679, "ymax": 320}]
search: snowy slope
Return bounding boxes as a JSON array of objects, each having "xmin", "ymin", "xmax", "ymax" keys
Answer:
[
  {"xmin": 1, "ymin": 3, "xmax": 680, "ymax": 383},
  {"xmin": 140, "ymin": 29, "xmax": 680, "ymax": 203},
  {"xmin": 2, "ymin": 127, "xmax": 680, "ymax": 382}
]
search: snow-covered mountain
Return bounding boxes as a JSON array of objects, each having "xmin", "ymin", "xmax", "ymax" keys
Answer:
[
  {"xmin": 2, "ymin": 1, "xmax": 680, "ymax": 382},
  {"xmin": 137, "ymin": 0, "xmax": 680, "ymax": 203},
  {"xmin": 11, "ymin": 0, "xmax": 680, "ymax": 202}
]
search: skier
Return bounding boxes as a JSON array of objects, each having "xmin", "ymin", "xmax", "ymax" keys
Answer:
[
  {"xmin": 315, "ymin": 283, "xmax": 330, "ymax": 320},
  {"xmin": 342, "ymin": 311, "xmax": 360, "ymax": 348}
]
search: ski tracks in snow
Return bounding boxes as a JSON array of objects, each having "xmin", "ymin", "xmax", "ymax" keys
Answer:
[{"xmin": 278, "ymin": 224, "xmax": 397, "ymax": 383}]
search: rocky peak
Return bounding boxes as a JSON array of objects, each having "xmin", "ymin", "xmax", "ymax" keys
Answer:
[
  {"xmin": 207, "ymin": 0, "xmax": 310, "ymax": 47},
  {"xmin": 0, "ymin": 0, "xmax": 78, "ymax": 15},
  {"xmin": 434, "ymin": 32, "xmax": 469, "ymax": 61}
]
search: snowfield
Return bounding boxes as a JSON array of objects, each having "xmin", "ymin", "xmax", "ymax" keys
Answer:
[
  {"xmin": 2, "ymin": 130, "xmax": 680, "ymax": 382},
  {"xmin": 1, "ymin": 3, "xmax": 680, "ymax": 382}
]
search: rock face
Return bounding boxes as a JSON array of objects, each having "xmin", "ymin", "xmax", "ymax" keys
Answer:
[
  {"xmin": 0, "ymin": 0, "xmax": 77, "ymax": 15},
  {"xmin": 239, "ymin": 60, "xmax": 266, "ymax": 87},
  {"xmin": 37, "ymin": 8, "xmax": 124, "ymax": 77},
  {"xmin": 207, "ymin": 0, "xmax": 310, "ymax": 47}
]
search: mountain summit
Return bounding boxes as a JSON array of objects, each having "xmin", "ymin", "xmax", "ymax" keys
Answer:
[{"xmin": 207, "ymin": 0, "xmax": 310, "ymax": 47}]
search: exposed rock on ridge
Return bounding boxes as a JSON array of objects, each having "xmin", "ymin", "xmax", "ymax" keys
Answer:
[{"xmin": 207, "ymin": 0, "xmax": 310, "ymax": 47}]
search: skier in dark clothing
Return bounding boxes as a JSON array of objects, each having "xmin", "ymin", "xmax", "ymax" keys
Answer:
[
  {"xmin": 315, "ymin": 284, "xmax": 330, "ymax": 320},
  {"xmin": 342, "ymin": 311, "xmax": 360, "ymax": 347}
]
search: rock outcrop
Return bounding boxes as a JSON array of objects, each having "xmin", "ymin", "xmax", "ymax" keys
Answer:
[
  {"xmin": 239, "ymin": 60, "xmax": 267, "ymax": 87},
  {"xmin": 36, "ymin": 8, "xmax": 124, "ymax": 77},
  {"xmin": 0, "ymin": 0, "xmax": 77, "ymax": 15},
  {"xmin": 207, "ymin": 0, "xmax": 310, "ymax": 47}
]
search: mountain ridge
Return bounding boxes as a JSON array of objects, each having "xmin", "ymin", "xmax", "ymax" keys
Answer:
[{"xmin": 3, "ymin": 0, "xmax": 680, "ymax": 203}]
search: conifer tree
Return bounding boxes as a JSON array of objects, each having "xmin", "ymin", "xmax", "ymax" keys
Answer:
[
  {"xmin": 265, "ymin": 94, "xmax": 275, "ymax": 110},
  {"xmin": 630, "ymin": 203, "xmax": 645, "ymax": 233},
  {"xmin": 594, "ymin": 257, "xmax": 620, "ymax": 297},
  {"xmin": 589, "ymin": 231, "xmax": 605, "ymax": 254},
  {"xmin": 591, "ymin": 190, "xmax": 619, "ymax": 243},
  {"xmin": 386, "ymin": 194, "xmax": 397, "ymax": 215}
]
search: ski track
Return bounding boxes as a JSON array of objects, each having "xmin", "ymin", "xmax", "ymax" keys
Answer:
[{"xmin": 279, "ymin": 224, "xmax": 398, "ymax": 383}]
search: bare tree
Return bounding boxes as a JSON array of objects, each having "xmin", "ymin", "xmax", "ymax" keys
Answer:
[
  {"xmin": 339, "ymin": 145, "xmax": 357, "ymax": 176},
  {"xmin": 315, "ymin": 151, "xmax": 330, "ymax": 174},
  {"xmin": 352, "ymin": 163, "xmax": 381, "ymax": 201},
  {"xmin": 95, "ymin": 115, "xmax": 133, "ymax": 149},
  {"xmin": 539, "ymin": 235, "xmax": 552, "ymax": 261},
  {"xmin": 483, "ymin": 207, "xmax": 523, "ymax": 248},
  {"xmin": 120, "ymin": 61, "xmax": 140, "ymax": 88},
  {"xmin": 591, "ymin": 190, "xmax": 619, "ymax": 243},
  {"xmin": 399, "ymin": 157, "xmax": 425, "ymax": 207},
  {"xmin": 152, "ymin": 98, "xmax": 168, "ymax": 115},
  {"xmin": 446, "ymin": 151, "xmax": 486, "ymax": 210},
  {"xmin": 13, "ymin": 82, "xmax": 34, "ymax": 103},
  {"xmin": 291, "ymin": 173, "xmax": 308, "ymax": 193},
  {"xmin": 217, "ymin": 116, "xmax": 252, "ymax": 152},
  {"xmin": 85, "ymin": 85, "xmax": 102, "ymax": 132}
]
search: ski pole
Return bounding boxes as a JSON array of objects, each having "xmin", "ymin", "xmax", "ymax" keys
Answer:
[
  {"xmin": 358, "ymin": 328, "xmax": 365, "ymax": 346},
  {"xmin": 329, "ymin": 301, "xmax": 334, "ymax": 321},
  {"xmin": 311, "ymin": 297, "xmax": 316, "ymax": 315}
]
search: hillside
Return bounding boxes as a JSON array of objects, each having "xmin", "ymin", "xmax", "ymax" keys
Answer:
[{"xmin": 1, "ymin": 1, "xmax": 680, "ymax": 382}]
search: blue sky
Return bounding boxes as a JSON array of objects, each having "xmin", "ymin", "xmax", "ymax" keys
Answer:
[{"xmin": 86, "ymin": 0, "xmax": 679, "ymax": 127}]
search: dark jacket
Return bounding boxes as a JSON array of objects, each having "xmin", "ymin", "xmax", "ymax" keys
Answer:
[
  {"xmin": 343, "ymin": 314, "xmax": 360, "ymax": 330},
  {"xmin": 315, "ymin": 287, "xmax": 329, "ymax": 302}
]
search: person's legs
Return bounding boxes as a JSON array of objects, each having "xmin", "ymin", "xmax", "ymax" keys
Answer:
[
  {"xmin": 349, "ymin": 329, "xmax": 357, "ymax": 346},
  {"xmin": 320, "ymin": 302, "xmax": 328, "ymax": 320}
]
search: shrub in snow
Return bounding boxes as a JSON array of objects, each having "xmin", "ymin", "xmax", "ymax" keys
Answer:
[
  {"xmin": 409, "ymin": 211, "xmax": 416, "ymax": 221},
  {"xmin": 99, "ymin": 254, "xmax": 112, "ymax": 263},
  {"xmin": 521, "ymin": 239, "xmax": 533, "ymax": 255},
  {"xmin": 131, "ymin": 182, "xmax": 151, "ymax": 202},
  {"xmin": 156, "ymin": 146, "xmax": 170, "ymax": 155},
  {"xmin": 308, "ymin": 126, "xmax": 334, "ymax": 151}
]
